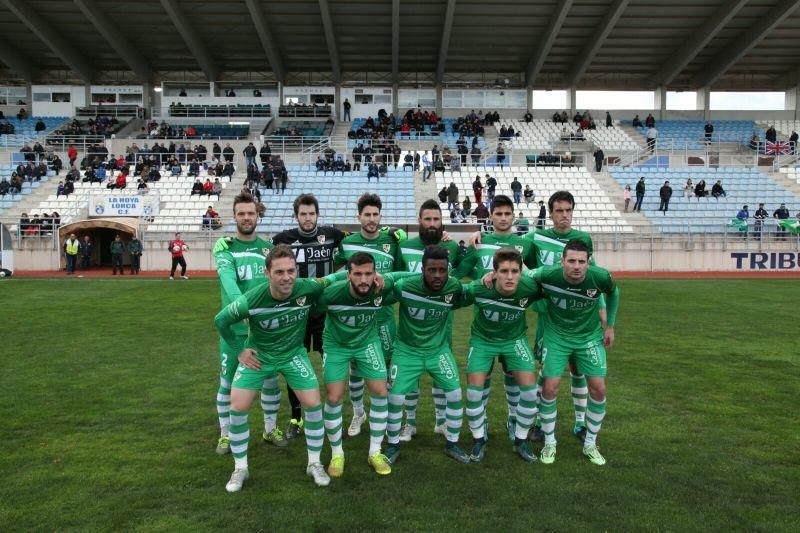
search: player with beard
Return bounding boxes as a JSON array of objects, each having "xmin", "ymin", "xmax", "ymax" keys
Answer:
[
  {"xmin": 212, "ymin": 192, "xmax": 279, "ymax": 455},
  {"xmin": 395, "ymin": 199, "xmax": 465, "ymax": 441}
]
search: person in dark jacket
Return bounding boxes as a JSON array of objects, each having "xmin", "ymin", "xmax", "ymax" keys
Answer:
[
  {"xmin": 633, "ymin": 177, "xmax": 645, "ymax": 212},
  {"xmin": 659, "ymin": 180, "xmax": 673, "ymax": 214},
  {"xmin": 80, "ymin": 235, "xmax": 93, "ymax": 269},
  {"xmin": 110, "ymin": 234, "xmax": 126, "ymax": 275},
  {"xmin": 128, "ymin": 236, "xmax": 143, "ymax": 274}
]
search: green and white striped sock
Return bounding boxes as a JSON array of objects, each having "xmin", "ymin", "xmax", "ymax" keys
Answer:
[
  {"xmin": 584, "ymin": 396, "xmax": 607, "ymax": 447},
  {"xmin": 465, "ymin": 385, "xmax": 485, "ymax": 439},
  {"xmin": 539, "ymin": 397, "xmax": 557, "ymax": 446},
  {"xmin": 304, "ymin": 404, "xmax": 324, "ymax": 465},
  {"xmin": 368, "ymin": 394, "xmax": 388, "ymax": 456},
  {"xmin": 216, "ymin": 377, "xmax": 231, "ymax": 436},
  {"xmin": 260, "ymin": 377, "xmax": 280, "ymax": 433},
  {"xmin": 403, "ymin": 388, "xmax": 419, "ymax": 427},
  {"xmin": 387, "ymin": 393, "xmax": 405, "ymax": 445},
  {"xmin": 504, "ymin": 373, "xmax": 519, "ymax": 424},
  {"xmin": 571, "ymin": 373, "xmax": 588, "ymax": 424},
  {"xmin": 514, "ymin": 385, "xmax": 537, "ymax": 440},
  {"xmin": 444, "ymin": 388, "xmax": 464, "ymax": 443},
  {"xmin": 229, "ymin": 409, "xmax": 249, "ymax": 470},
  {"xmin": 323, "ymin": 401, "xmax": 344, "ymax": 456},
  {"xmin": 432, "ymin": 386, "xmax": 447, "ymax": 427},
  {"xmin": 349, "ymin": 366, "xmax": 365, "ymax": 416}
]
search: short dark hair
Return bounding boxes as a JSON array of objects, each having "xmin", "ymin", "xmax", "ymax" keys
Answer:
[
  {"xmin": 548, "ymin": 190, "xmax": 575, "ymax": 211},
  {"xmin": 491, "ymin": 195, "xmax": 514, "ymax": 213},
  {"xmin": 563, "ymin": 239, "xmax": 589, "ymax": 258},
  {"xmin": 357, "ymin": 193, "xmax": 382, "ymax": 214},
  {"xmin": 266, "ymin": 243, "xmax": 296, "ymax": 270},
  {"xmin": 419, "ymin": 199, "xmax": 441, "ymax": 217},
  {"xmin": 347, "ymin": 252, "xmax": 375, "ymax": 271},
  {"xmin": 293, "ymin": 194, "xmax": 319, "ymax": 215},
  {"xmin": 422, "ymin": 244, "xmax": 449, "ymax": 267},
  {"xmin": 232, "ymin": 191, "xmax": 257, "ymax": 213},
  {"xmin": 493, "ymin": 249, "xmax": 522, "ymax": 270}
]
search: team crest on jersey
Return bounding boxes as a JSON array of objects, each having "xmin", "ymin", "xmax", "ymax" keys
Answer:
[
  {"xmin": 519, "ymin": 298, "xmax": 528, "ymax": 307},
  {"xmin": 374, "ymin": 296, "xmax": 383, "ymax": 306},
  {"xmin": 317, "ymin": 235, "xmax": 326, "ymax": 244},
  {"xmin": 587, "ymin": 289, "xmax": 598, "ymax": 298},
  {"xmin": 515, "ymin": 245, "xmax": 524, "ymax": 253},
  {"xmin": 262, "ymin": 248, "xmax": 270, "ymax": 257},
  {"xmin": 444, "ymin": 293, "xmax": 453, "ymax": 303},
  {"xmin": 382, "ymin": 244, "xmax": 391, "ymax": 253},
  {"xmin": 296, "ymin": 296, "xmax": 307, "ymax": 306}
]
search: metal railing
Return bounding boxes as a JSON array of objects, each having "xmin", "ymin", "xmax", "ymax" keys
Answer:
[
  {"xmin": 161, "ymin": 105, "xmax": 272, "ymax": 119},
  {"xmin": 278, "ymin": 105, "xmax": 332, "ymax": 118},
  {"xmin": 76, "ymin": 105, "xmax": 144, "ymax": 118}
]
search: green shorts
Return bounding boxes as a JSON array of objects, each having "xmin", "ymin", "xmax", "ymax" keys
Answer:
[
  {"xmin": 377, "ymin": 315, "xmax": 396, "ymax": 360},
  {"xmin": 232, "ymin": 346, "xmax": 319, "ymax": 391},
  {"xmin": 323, "ymin": 340, "xmax": 387, "ymax": 383},
  {"xmin": 389, "ymin": 342, "xmax": 461, "ymax": 395},
  {"xmin": 540, "ymin": 333, "xmax": 607, "ymax": 378},
  {"xmin": 219, "ymin": 337, "xmax": 244, "ymax": 381},
  {"xmin": 466, "ymin": 337, "xmax": 535, "ymax": 374}
]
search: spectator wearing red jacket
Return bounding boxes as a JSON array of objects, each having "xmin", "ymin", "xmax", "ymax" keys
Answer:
[
  {"xmin": 168, "ymin": 232, "xmax": 188, "ymax": 279},
  {"xmin": 202, "ymin": 179, "xmax": 213, "ymax": 195},
  {"xmin": 67, "ymin": 145, "xmax": 78, "ymax": 166}
]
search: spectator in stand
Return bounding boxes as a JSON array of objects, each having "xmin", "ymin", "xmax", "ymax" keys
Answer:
[
  {"xmin": 789, "ymin": 130, "xmax": 799, "ymax": 155},
  {"xmin": 633, "ymin": 177, "xmax": 645, "ymax": 212},
  {"xmin": 462, "ymin": 196, "xmax": 472, "ymax": 216},
  {"xmin": 496, "ymin": 143, "xmax": 506, "ymax": 167},
  {"xmin": 56, "ymin": 181, "xmax": 65, "ymax": 197},
  {"xmin": 684, "ymin": 179, "xmax": 694, "ymax": 199},
  {"xmin": 110, "ymin": 234, "xmax": 126, "ymax": 275},
  {"xmin": 774, "ymin": 203, "xmax": 790, "ymax": 240},
  {"xmin": 605, "ymin": 112, "xmax": 612, "ymax": 128},
  {"xmin": 510, "ymin": 177, "xmax": 523, "ymax": 205},
  {"xmin": 64, "ymin": 233, "xmax": 80, "ymax": 274},
  {"xmin": 187, "ymin": 158, "xmax": 200, "ymax": 177},
  {"xmin": 80, "ymin": 235, "xmax": 93, "ymax": 269},
  {"xmin": 472, "ymin": 175, "xmax": 483, "ymax": 205},
  {"xmin": 473, "ymin": 201, "xmax": 490, "ymax": 229},
  {"xmin": 765, "ymin": 125, "xmax": 777, "ymax": 144},
  {"xmin": 343, "ymin": 98, "xmax": 351, "ymax": 121},
  {"xmin": 659, "ymin": 180, "xmax": 672, "ymax": 214},
  {"xmin": 403, "ymin": 151, "xmax": 414, "ymax": 170},
  {"xmin": 514, "ymin": 212, "xmax": 530, "ymax": 235},
  {"xmin": 213, "ymin": 142, "xmax": 222, "ymax": 161},
  {"xmin": 694, "ymin": 179, "xmax": 708, "ymax": 198},
  {"xmin": 753, "ymin": 203, "xmax": 767, "ymax": 240},
  {"xmin": 536, "ymin": 200, "xmax": 547, "ymax": 229},
  {"xmin": 524, "ymin": 110, "xmax": 533, "ymax": 123},
  {"xmin": 524, "ymin": 184, "xmax": 534, "ymax": 205},
  {"xmin": 447, "ymin": 182, "xmax": 459, "ymax": 211},
  {"xmin": 449, "ymin": 155, "xmax": 461, "ymax": 173},
  {"xmin": 646, "ymin": 126, "xmax": 658, "ymax": 153},
  {"xmin": 277, "ymin": 166, "xmax": 288, "ymax": 194},
  {"xmin": 243, "ymin": 142, "xmax": 257, "ymax": 168},
  {"xmin": 623, "ymin": 184, "xmax": 632, "ymax": 212},
  {"xmin": 137, "ymin": 178, "xmax": 148, "ymax": 194},
  {"xmin": 68, "ymin": 145, "xmax": 78, "ymax": 166},
  {"xmin": 169, "ymin": 158, "xmax": 182, "ymax": 176},
  {"xmin": 128, "ymin": 236, "xmax": 143, "ymax": 274},
  {"xmin": 115, "ymin": 170, "xmax": 127, "ymax": 189},
  {"xmin": 191, "ymin": 178, "xmax": 204, "ymax": 195},
  {"xmin": 0, "ymin": 177, "xmax": 9, "ymax": 196},
  {"xmin": 203, "ymin": 206, "xmax": 220, "ymax": 230},
  {"xmin": 704, "ymin": 122, "xmax": 714, "ymax": 144},
  {"xmin": 736, "ymin": 205, "xmax": 750, "ymax": 238},
  {"xmin": 593, "ymin": 147, "xmax": 605, "ymax": 172},
  {"xmin": 645, "ymin": 114, "xmax": 655, "ymax": 128},
  {"xmin": 470, "ymin": 144, "xmax": 481, "ymax": 166},
  {"xmin": 211, "ymin": 178, "xmax": 222, "ymax": 199},
  {"xmin": 367, "ymin": 162, "xmax": 379, "ymax": 181},
  {"xmin": 168, "ymin": 232, "xmax": 188, "ymax": 280},
  {"xmin": 352, "ymin": 143, "xmax": 364, "ymax": 171},
  {"xmin": 202, "ymin": 178, "xmax": 213, "ymax": 196},
  {"xmin": 421, "ymin": 151, "xmax": 432, "ymax": 182},
  {"xmin": 63, "ymin": 180, "xmax": 74, "ymax": 197},
  {"xmin": 223, "ymin": 143, "xmax": 234, "ymax": 162},
  {"xmin": 711, "ymin": 180, "xmax": 726, "ymax": 198},
  {"xmin": 485, "ymin": 174, "xmax": 497, "ymax": 204},
  {"xmin": 259, "ymin": 141, "xmax": 272, "ymax": 165},
  {"xmin": 222, "ymin": 160, "xmax": 235, "ymax": 180}
]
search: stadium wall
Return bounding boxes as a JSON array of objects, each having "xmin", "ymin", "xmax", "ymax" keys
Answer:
[{"xmin": 10, "ymin": 239, "xmax": 800, "ymax": 273}]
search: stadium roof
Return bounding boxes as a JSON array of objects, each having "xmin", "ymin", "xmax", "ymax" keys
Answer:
[{"xmin": 1, "ymin": 0, "xmax": 800, "ymax": 90}]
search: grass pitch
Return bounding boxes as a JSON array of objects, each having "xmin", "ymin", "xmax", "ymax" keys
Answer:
[{"xmin": 0, "ymin": 278, "xmax": 797, "ymax": 531}]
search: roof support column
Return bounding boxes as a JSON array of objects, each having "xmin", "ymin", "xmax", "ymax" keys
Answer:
[
  {"xmin": 334, "ymin": 84, "xmax": 341, "ymax": 121},
  {"xmin": 656, "ymin": 86, "xmax": 666, "ymax": 121},
  {"xmin": 392, "ymin": 83, "xmax": 399, "ymax": 116},
  {"xmin": 435, "ymin": 84, "xmax": 443, "ymax": 117},
  {"xmin": 568, "ymin": 87, "xmax": 576, "ymax": 116},
  {"xmin": 697, "ymin": 87, "xmax": 709, "ymax": 121}
]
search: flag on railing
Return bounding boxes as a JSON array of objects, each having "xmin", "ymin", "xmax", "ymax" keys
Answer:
[
  {"xmin": 777, "ymin": 219, "xmax": 800, "ymax": 234},
  {"xmin": 727, "ymin": 218, "xmax": 748, "ymax": 231},
  {"xmin": 765, "ymin": 140, "xmax": 790, "ymax": 155}
]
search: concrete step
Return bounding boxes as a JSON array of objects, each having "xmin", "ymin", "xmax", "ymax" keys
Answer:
[
  {"xmin": 3, "ymin": 177, "xmax": 63, "ymax": 220},
  {"xmin": 768, "ymin": 170, "xmax": 800, "ymax": 195},
  {"xmin": 591, "ymin": 168, "xmax": 655, "ymax": 230}
]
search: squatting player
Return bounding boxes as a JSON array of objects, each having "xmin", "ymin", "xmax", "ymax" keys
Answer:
[
  {"xmin": 461, "ymin": 249, "xmax": 542, "ymax": 463},
  {"xmin": 395, "ymin": 199, "xmax": 465, "ymax": 441},
  {"xmin": 527, "ymin": 240, "xmax": 619, "ymax": 466},
  {"xmin": 214, "ymin": 245, "xmax": 333, "ymax": 492},
  {"xmin": 212, "ymin": 193, "xmax": 284, "ymax": 455},
  {"xmin": 385, "ymin": 245, "xmax": 472, "ymax": 465}
]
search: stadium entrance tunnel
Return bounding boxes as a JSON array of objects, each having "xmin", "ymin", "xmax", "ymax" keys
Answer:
[{"xmin": 58, "ymin": 218, "xmax": 140, "ymax": 268}]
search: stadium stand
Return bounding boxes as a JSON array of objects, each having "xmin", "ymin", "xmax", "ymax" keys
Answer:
[
  {"xmin": 0, "ymin": 162, "xmax": 50, "ymax": 217},
  {"xmin": 167, "ymin": 103, "xmax": 271, "ymax": 117},
  {"xmin": 0, "ymin": 117, "xmax": 67, "ymax": 145},
  {"xmin": 627, "ymin": 119, "xmax": 757, "ymax": 150},
  {"xmin": 779, "ymin": 167, "xmax": 800, "ymax": 185},
  {"xmin": 436, "ymin": 166, "xmax": 633, "ymax": 233},
  {"xmin": 609, "ymin": 167, "xmax": 800, "ymax": 233},
  {"xmin": 274, "ymin": 121, "xmax": 332, "ymax": 138}
]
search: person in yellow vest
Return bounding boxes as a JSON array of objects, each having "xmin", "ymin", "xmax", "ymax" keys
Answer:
[{"xmin": 64, "ymin": 233, "xmax": 80, "ymax": 275}]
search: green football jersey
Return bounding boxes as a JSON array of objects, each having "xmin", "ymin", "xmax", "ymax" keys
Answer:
[
  {"xmin": 392, "ymin": 275, "xmax": 469, "ymax": 351},
  {"xmin": 525, "ymin": 227, "xmax": 593, "ymax": 267},
  {"xmin": 335, "ymin": 231, "xmax": 400, "ymax": 273},
  {"xmin": 318, "ymin": 273, "xmax": 412, "ymax": 348},
  {"xmin": 215, "ymin": 278, "xmax": 324, "ymax": 360},
  {"xmin": 526, "ymin": 265, "xmax": 616, "ymax": 339},
  {"xmin": 215, "ymin": 237, "xmax": 274, "ymax": 335},
  {"xmin": 398, "ymin": 236, "xmax": 463, "ymax": 273},
  {"xmin": 461, "ymin": 277, "xmax": 543, "ymax": 342},
  {"xmin": 453, "ymin": 232, "xmax": 536, "ymax": 278}
]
